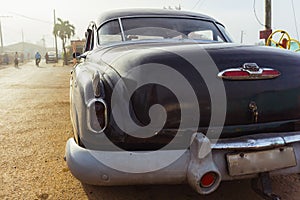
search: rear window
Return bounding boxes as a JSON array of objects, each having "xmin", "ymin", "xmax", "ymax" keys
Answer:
[{"xmin": 98, "ymin": 17, "xmax": 231, "ymax": 44}]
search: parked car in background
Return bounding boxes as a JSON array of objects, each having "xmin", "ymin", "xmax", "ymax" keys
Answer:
[
  {"xmin": 0, "ymin": 53, "xmax": 9, "ymax": 65},
  {"xmin": 45, "ymin": 51, "xmax": 57, "ymax": 63},
  {"xmin": 65, "ymin": 9, "xmax": 300, "ymax": 200}
]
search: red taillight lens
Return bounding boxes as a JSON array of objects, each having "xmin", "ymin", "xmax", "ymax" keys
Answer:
[
  {"xmin": 200, "ymin": 172, "xmax": 217, "ymax": 188},
  {"xmin": 262, "ymin": 70, "xmax": 280, "ymax": 76},
  {"xmin": 223, "ymin": 71, "xmax": 249, "ymax": 77}
]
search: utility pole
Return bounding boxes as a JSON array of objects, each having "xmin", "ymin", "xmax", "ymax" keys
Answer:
[
  {"xmin": 265, "ymin": 0, "xmax": 272, "ymax": 43},
  {"xmin": 21, "ymin": 29, "xmax": 24, "ymax": 54},
  {"xmin": 0, "ymin": 19, "xmax": 3, "ymax": 53},
  {"xmin": 0, "ymin": 16, "xmax": 12, "ymax": 53},
  {"xmin": 42, "ymin": 36, "xmax": 46, "ymax": 52},
  {"xmin": 240, "ymin": 30, "xmax": 244, "ymax": 44},
  {"xmin": 53, "ymin": 9, "xmax": 58, "ymax": 62},
  {"xmin": 259, "ymin": 0, "xmax": 272, "ymax": 44},
  {"xmin": 21, "ymin": 29, "xmax": 24, "ymax": 43}
]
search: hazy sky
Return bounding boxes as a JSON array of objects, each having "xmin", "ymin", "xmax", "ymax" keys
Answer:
[{"xmin": 0, "ymin": 0, "xmax": 299, "ymax": 47}]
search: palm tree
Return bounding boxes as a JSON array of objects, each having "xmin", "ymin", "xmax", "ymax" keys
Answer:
[{"xmin": 53, "ymin": 18, "xmax": 75, "ymax": 65}]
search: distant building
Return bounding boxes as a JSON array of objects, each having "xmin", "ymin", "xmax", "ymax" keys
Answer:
[
  {"xmin": 3, "ymin": 42, "xmax": 55, "ymax": 59},
  {"xmin": 70, "ymin": 39, "xmax": 86, "ymax": 64}
]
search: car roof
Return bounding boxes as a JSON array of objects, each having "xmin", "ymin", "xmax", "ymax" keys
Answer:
[{"xmin": 96, "ymin": 8, "xmax": 219, "ymax": 27}]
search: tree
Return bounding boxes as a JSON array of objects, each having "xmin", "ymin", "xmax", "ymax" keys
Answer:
[{"xmin": 53, "ymin": 18, "xmax": 75, "ymax": 65}]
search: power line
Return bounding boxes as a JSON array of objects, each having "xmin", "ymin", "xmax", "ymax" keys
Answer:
[
  {"xmin": 191, "ymin": 0, "xmax": 203, "ymax": 10},
  {"xmin": 253, "ymin": 0, "xmax": 265, "ymax": 27},
  {"xmin": 8, "ymin": 11, "xmax": 52, "ymax": 24},
  {"xmin": 191, "ymin": 0, "xmax": 207, "ymax": 10},
  {"xmin": 198, "ymin": 0, "xmax": 207, "ymax": 9},
  {"xmin": 291, "ymin": 0, "xmax": 299, "ymax": 40}
]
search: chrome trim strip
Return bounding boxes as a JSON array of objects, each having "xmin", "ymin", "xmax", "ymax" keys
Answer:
[
  {"xmin": 283, "ymin": 134, "xmax": 300, "ymax": 144},
  {"xmin": 212, "ymin": 132, "xmax": 300, "ymax": 150},
  {"xmin": 86, "ymin": 98, "xmax": 108, "ymax": 133},
  {"xmin": 97, "ymin": 15, "xmax": 215, "ymax": 28},
  {"xmin": 213, "ymin": 137, "xmax": 285, "ymax": 150},
  {"xmin": 118, "ymin": 18, "xmax": 126, "ymax": 42}
]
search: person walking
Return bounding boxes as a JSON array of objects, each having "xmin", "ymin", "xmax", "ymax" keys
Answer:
[
  {"xmin": 14, "ymin": 52, "xmax": 19, "ymax": 68},
  {"xmin": 45, "ymin": 52, "xmax": 49, "ymax": 64}
]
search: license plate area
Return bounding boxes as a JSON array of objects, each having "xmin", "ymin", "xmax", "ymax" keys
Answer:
[{"xmin": 227, "ymin": 147, "xmax": 296, "ymax": 176}]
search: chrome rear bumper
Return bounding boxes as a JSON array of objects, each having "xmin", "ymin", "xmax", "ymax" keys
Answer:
[
  {"xmin": 212, "ymin": 131, "xmax": 300, "ymax": 150},
  {"xmin": 65, "ymin": 131, "xmax": 300, "ymax": 195}
]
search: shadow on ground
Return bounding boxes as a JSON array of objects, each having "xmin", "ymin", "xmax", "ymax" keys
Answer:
[{"xmin": 82, "ymin": 179, "xmax": 262, "ymax": 200}]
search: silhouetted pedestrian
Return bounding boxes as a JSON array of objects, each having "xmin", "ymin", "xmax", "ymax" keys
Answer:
[{"xmin": 14, "ymin": 52, "xmax": 19, "ymax": 68}]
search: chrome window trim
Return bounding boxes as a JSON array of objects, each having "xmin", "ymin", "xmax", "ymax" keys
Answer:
[
  {"xmin": 97, "ymin": 18, "xmax": 123, "ymax": 45},
  {"xmin": 215, "ymin": 22, "xmax": 233, "ymax": 43},
  {"xmin": 118, "ymin": 17, "xmax": 126, "ymax": 42},
  {"xmin": 87, "ymin": 98, "xmax": 108, "ymax": 134}
]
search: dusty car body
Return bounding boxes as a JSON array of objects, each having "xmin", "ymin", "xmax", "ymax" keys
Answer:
[{"xmin": 65, "ymin": 9, "xmax": 300, "ymax": 199}]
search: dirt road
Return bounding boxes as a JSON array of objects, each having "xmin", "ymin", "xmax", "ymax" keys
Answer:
[{"xmin": 0, "ymin": 61, "xmax": 299, "ymax": 200}]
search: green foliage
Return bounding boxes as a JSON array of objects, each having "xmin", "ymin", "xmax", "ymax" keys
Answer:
[{"xmin": 53, "ymin": 18, "xmax": 75, "ymax": 65}]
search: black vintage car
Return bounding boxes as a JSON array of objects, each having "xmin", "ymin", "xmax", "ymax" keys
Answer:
[{"xmin": 65, "ymin": 9, "xmax": 300, "ymax": 199}]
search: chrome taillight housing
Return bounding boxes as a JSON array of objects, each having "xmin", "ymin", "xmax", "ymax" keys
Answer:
[
  {"xmin": 87, "ymin": 71, "xmax": 107, "ymax": 133},
  {"xmin": 218, "ymin": 63, "xmax": 281, "ymax": 80},
  {"xmin": 87, "ymin": 98, "xmax": 107, "ymax": 133}
]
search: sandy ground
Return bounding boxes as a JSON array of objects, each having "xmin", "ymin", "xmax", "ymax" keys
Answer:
[{"xmin": 0, "ymin": 60, "xmax": 299, "ymax": 200}]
